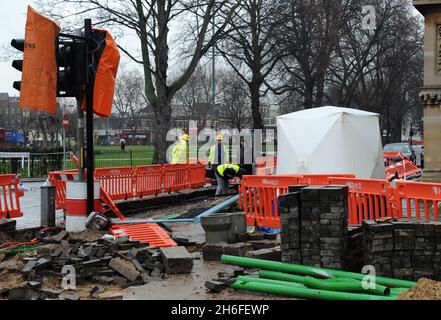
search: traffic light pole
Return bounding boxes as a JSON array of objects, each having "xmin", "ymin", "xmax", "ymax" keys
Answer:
[{"xmin": 85, "ymin": 19, "xmax": 95, "ymax": 216}]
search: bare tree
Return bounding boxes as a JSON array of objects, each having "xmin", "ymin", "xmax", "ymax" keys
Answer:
[
  {"xmin": 217, "ymin": 69, "xmax": 251, "ymax": 130},
  {"xmin": 173, "ymin": 66, "xmax": 211, "ymax": 130},
  {"xmin": 269, "ymin": 0, "xmax": 355, "ymax": 109},
  {"xmin": 38, "ymin": 0, "xmax": 240, "ymax": 163},
  {"xmin": 113, "ymin": 69, "xmax": 148, "ymax": 141},
  {"xmin": 217, "ymin": 0, "xmax": 282, "ymax": 129}
]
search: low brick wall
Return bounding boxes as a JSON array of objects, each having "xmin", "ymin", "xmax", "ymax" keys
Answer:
[{"xmin": 278, "ymin": 186, "xmax": 441, "ymax": 281}]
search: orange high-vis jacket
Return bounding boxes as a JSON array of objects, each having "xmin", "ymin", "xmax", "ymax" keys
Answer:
[
  {"xmin": 82, "ymin": 29, "xmax": 120, "ymax": 117},
  {"xmin": 19, "ymin": 5, "xmax": 61, "ymax": 114}
]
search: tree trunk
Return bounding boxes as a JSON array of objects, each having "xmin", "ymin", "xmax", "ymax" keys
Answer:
[
  {"xmin": 250, "ymin": 82, "xmax": 264, "ymax": 129},
  {"xmin": 152, "ymin": 94, "xmax": 172, "ymax": 164}
]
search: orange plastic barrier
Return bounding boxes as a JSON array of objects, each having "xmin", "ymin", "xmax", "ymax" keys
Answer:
[
  {"xmin": 241, "ymin": 174, "xmax": 392, "ymax": 228},
  {"xmin": 384, "ymin": 152, "xmax": 407, "ymax": 167},
  {"xmin": 135, "ymin": 165, "xmax": 163, "ymax": 197},
  {"xmin": 110, "ymin": 223, "xmax": 177, "ymax": 247},
  {"xmin": 95, "ymin": 167, "xmax": 135, "ymax": 201},
  {"xmin": 241, "ymin": 175, "xmax": 304, "ymax": 228},
  {"xmin": 189, "ymin": 164, "xmax": 206, "ymax": 189},
  {"xmin": 328, "ymin": 177, "xmax": 395, "ymax": 225},
  {"xmin": 50, "ymin": 164, "xmax": 207, "ymax": 210},
  {"xmin": 0, "ymin": 174, "xmax": 24, "ymax": 219},
  {"xmin": 386, "ymin": 160, "xmax": 421, "ymax": 181},
  {"xmin": 299, "ymin": 174, "xmax": 356, "ymax": 185},
  {"xmin": 395, "ymin": 181, "xmax": 441, "ymax": 221},
  {"xmin": 163, "ymin": 164, "xmax": 189, "ymax": 193},
  {"xmin": 256, "ymin": 156, "xmax": 278, "ymax": 176}
]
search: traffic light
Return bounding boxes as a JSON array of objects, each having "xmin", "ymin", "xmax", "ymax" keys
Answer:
[
  {"xmin": 11, "ymin": 39, "xmax": 25, "ymax": 92},
  {"xmin": 56, "ymin": 39, "xmax": 87, "ymax": 97}
]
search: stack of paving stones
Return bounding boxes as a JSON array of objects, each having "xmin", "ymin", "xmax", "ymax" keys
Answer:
[
  {"xmin": 279, "ymin": 186, "xmax": 349, "ymax": 269},
  {"xmin": 362, "ymin": 220, "xmax": 441, "ymax": 281},
  {"xmin": 434, "ymin": 223, "xmax": 441, "ymax": 280},
  {"xmin": 316, "ymin": 186, "xmax": 349, "ymax": 269},
  {"xmin": 412, "ymin": 222, "xmax": 434, "ymax": 280},
  {"xmin": 299, "ymin": 187, "xmax": 322, "ymax": 267},
  {"xmin": 362, "ymin": 221, "xmax": 394, "ymax": 278},
  {"xmin": 391, "ymin": 221, "xmax": 414, "ymax": 280},
  {"xmin": 279, "ymin": 192, "xmax": 301, "ymax": 263}
]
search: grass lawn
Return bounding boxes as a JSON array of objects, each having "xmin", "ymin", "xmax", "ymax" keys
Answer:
[{"xmin": 66, "ymin": 145, "xmax": 155, "ymax": 169}]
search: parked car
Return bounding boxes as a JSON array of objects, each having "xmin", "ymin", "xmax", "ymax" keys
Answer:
[{"xmin": 384, "ymin": 143, "xmax": 416, "ymax": 164}]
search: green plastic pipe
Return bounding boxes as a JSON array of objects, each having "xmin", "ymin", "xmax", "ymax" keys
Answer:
[
  {"xmin": 222, "ymin": 255, "xmax": 416, "ymax": 288},
  {"xmin": 231, "ymin": 281, "xmax": 396, "ymax": 301},
  {"xmin": 390, "ymin": 288, "xmax": 409, "ymax": 295},
  {"xmin": 236, "ymin": 276, "xmax": 306, "ymax": 289},
  {"xmin": 259, "ymin": 271, "xmax": 390, "ymax": 296},
  {"xmin": 303, "ymin": 276, "xmax": 390, "ymax": 296}
]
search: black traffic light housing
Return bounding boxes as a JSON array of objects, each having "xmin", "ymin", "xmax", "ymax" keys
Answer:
[
  {"xmin": 11, "ymin": 39, "xmax": 25, "ymax": 92},
  {"xmin": 11, "ymin": 36, "xmax": 87, "ymax": 97},
  {"xmin": 56, "ymin": 37, "xmax": 88, "ymax": 97}
]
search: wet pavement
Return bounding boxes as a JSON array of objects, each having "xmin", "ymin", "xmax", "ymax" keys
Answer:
[
  {"xmin": 123, "ymin": 222, "xmax": 291, "ymax": 300},
  {"xmin": 15, "ymin": 181, "xmax": 64, "ymax": 230}
]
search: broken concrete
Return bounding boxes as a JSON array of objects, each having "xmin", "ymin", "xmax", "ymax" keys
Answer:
[
  {"xmin": 245, "ymin": 247, "xmax": 282, "ymax": 261},
  {"xmin": 109, "ymin": 257, "xmax": 140, "ymax": 282},
  {"xmin": 160, "ymin": 246, "xmax": 194, "ymax": 274}
]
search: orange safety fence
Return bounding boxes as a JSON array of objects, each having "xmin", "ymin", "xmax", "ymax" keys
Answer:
[
  {"xmin": 135, "ymin": 165, "xmax": 163, "ymax": 197},
  {"xmin": 95, "ymin": 167, "xmax": 135, "ymax": 201},
  {"xmin": 189, "ymin": 163, "xmax": 207, "ymax": 189},
  {"xmin": 386, "ymin": 160, "xmax": 421, "ymax": 181},
  {"xmin": 49, "ymin": 163, "xmax": 207, "ymax": 210},
  {"xmin": 327, "ymin": 177, "xmax": 395, "ymax": 225},
  {"xmin": 241, "ymin": 175, "xmax": 304, "ymax": 228},
  {"xmin": 0, "ymin": 174, "xmax": 24, "ymax": 219},
  {"xmin": 395, "ymin": 181, "xmax": 441, "ymax": 221},
  {"xmin": 163, "ymin": 164, "xmax": 189, "ymax": 193},
  {"xmin": 256, "ymin": 156, "xmax": 278, "ymax": 176},
  {"xmin": 110, "ymin": 223, "xmax": 177, "ymax": 247},
  {"xmin": 240, "ymin": 174, "xmax": 397, "ymax": 228},
  {"xmin": 384, "ymin": 152, "xmax": 407, "ymax": 167}
]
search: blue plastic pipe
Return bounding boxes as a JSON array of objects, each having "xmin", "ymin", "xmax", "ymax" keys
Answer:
[
  {"xmin": 113, "ymin": 194, "xmax": 240, "ymax": 225},
  {"xmin": 193, "ymin": 195, "xmax": 240, "ymax": 223}
]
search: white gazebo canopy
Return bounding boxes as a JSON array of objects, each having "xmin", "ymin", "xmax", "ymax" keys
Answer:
[{"xmin": 277, "ymin": 106, "xmax": 386, "ymax": 179}]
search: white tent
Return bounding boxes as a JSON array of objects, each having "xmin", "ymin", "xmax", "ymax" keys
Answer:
[{"xmin": 277, "ymin": 106, "xmax": 386, "ymax": 179}]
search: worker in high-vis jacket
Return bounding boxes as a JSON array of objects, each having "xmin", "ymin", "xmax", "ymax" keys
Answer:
[
  {"xmin": 171, "ymin": 134, "xmax": 190, "ymax": 164},
  {"xmin": 208, "ymin": 133, "xmax": 230, "ymax": 176},
  {"xmin": 215, "ymin": 164, "xmax": 247, "ymax": 197}
]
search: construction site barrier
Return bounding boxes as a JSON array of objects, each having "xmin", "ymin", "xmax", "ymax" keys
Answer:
[
  {"xmin": 240, "ymin": 174, "xmax": 399, "ymax": 228},
  {"xmin": 386, "ymin": 160, "xmax": 421, "ymax": 181},
  {"xmin": 135, "ymin": 165, "xmax": 163, "ymax": 197},
  {"xmin": 163, "ymin": 164, "xmax": 189, "ymax": 193},
  {"xmin": 49, "ymin": 163, "xmax": 207, "ymax": 210},
  {"xmin": 256, "ymin": 156, "xmax": 278, "ymax": 176},
  {"xmin": 0, "ymin": 174, "xmax": 24, "ymax": 219},
  {"xmin": 95, "ymin": 167, "xmax": 135, "ymax": 201},
  {"xmin": 189, "ymin": 163, "xmax": 207, "ymax": 189},
  {"xmin": 394, "ymin": 181, "xmax": 441, "ymax": 221},
  {"xmin": 327, "ymin": 177, "xmax": 395, "ymax": 225}
]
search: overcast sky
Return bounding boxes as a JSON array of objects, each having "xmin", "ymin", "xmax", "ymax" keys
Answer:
[{"xmin": 0, "ymin": 0, "xmax": 33, "ymax": 96}]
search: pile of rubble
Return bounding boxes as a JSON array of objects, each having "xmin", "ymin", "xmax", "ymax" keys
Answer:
[{"xmin": 0, "ymin": 228, "xmax": 194, "ymax": 300}]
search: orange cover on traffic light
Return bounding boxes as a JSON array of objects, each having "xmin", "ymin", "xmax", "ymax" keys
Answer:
[
  {"xmin": 83, "ymin": 29, "xmax": 120, "ymax": 117},
  {"xmin": 20, "ymin": 6, "xmax": 61, "ymax": 114}
]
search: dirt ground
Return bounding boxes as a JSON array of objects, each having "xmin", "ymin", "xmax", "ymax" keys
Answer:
[{"xmin": 399, "ymin": 279, "xmax": 441, "ymax": 300}]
